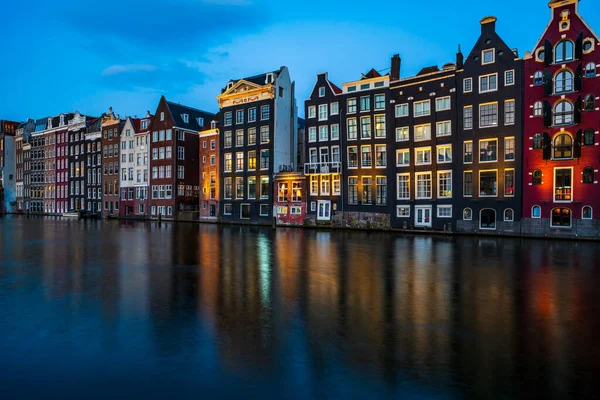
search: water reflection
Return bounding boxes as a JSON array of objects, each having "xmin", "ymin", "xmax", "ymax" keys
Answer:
[{"xmin": 1, "ymin": 216, "xmax": 600, "ymax": 399}]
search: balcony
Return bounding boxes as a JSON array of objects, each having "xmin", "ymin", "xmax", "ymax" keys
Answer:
[{"xmin": 304, "ymin": 162, "xmax": 342, "ymax": 175}]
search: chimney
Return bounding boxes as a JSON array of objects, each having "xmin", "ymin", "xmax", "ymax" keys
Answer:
[
  {"xmin": 480, "ymin": 16, "xmax": 497, "ymax": 33},
  {"xmin": 456, "ymin": 45, "xmax": 464, "ymax": 70},
  {"xmin": 391, "ymin": 54, "xmax": 401, "ymax": 82}
]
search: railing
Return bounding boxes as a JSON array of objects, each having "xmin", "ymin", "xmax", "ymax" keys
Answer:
[{"xmin": 304, "ymin": 162, "xmax": 342, "ymax": 175}]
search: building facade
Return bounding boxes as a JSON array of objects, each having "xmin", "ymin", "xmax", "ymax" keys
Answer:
[
  {"xmin": 101, "ymin": 108, "xmax": 124, "ymax": 217},
  {"xmin": 85, "ymin": 117, "xmax": 103, "ymax": 215},
  {"xmin": 148, "ymin": 96, "xmax": 214, "ymax": 220},
  {"xmin": 1, "ymin": 120, "xmax": 19, "ymax": 213},
  {"xmin": 522, "ymin": 0, "xmax": 600, "ymax": 237},
  {"xmin": 22, "ymin": 141, "xmax": 31, "ymax": 211},
  {"xmin": 66, "ymin": 112, "xmax": 89, "ymax": 213},
  {"xmin": 30, "ymin": 119, "xmax": 46, "ymax": 214},
  {"xmin": 199, "ymin": 120, "xmax": 219, "ymax": 221},
  {"xmin": 218, "ymin": 67, "xmax": 297, "ymax": 224},
  {"xmin": 15, "ymin": 119, "xmax": 34, "ymax": 212},
  {"xmin": 455, "ymin": 17, "xmax": 524, "ymax": 235}
]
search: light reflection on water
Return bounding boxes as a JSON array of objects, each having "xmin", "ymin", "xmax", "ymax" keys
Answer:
[{"xmin": 1, "ymin": 215, "xmax": 600, "ymax": 399}]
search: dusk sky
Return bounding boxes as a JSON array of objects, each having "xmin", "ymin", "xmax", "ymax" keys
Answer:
[{"xmin": 3, "ymin": 0, "xmax": 599, "ymax": 122}]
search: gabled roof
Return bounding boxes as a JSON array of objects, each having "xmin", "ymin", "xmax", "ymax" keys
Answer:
[
  {"xmin": 417, "ymin": 66, "xmax": 440, "ymax": 76},
  {"xmin": 165, "ymin": 99, "xmax": 215, "ymax": 131},
  {"xmin": 363, "ymin": 68, "xmax": 382, "ymax": 79},
  {"xmin": 224, "ymin": 68, "xmax": 283, "ymax": 91}
]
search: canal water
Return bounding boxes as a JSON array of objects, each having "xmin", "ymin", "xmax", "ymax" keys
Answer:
[{"xmin": 1, "ymin": 215, "xmax": 599, "ymax": 399}]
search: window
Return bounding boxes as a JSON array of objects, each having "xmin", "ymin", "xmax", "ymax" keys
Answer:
[
  {"xmin": 397, "ymin": 206, "xmax": 410, "ymax": 217},
  {"xmin": 332, "ymin": 174, "xmax": 341, "ymax": 195},
  {"xmin": 343, "ymin": 97, "xmax": 356, "ymax": 114},
  {"xmin": 583, "ymin": 128, "xmax": 594, "ymax": 146},
  {"xmin": 310, "ymin": 175, "xmax": 318, "ymax": 195},
  {"xmin": 533, "ymin": 101, "xmax": 543, "ymax": 117},
  {"xmin": 555, "ymin": 40, "xmax": 574, "ymax": 63},
  {"xmin": 464, "ymin": 106, "xmax": 473, "ymax": 130},
  {"xmin": 504, "ymin": 100, "xmax": 515, "ymax": 125},
  {"xmin": 464, "ymin": 78, "xmax": 473, "ymax": 93},
  {"xmin": 480, "ymin": 171, "xmax": 497, "ymax": 197},
  {"xmin": 260, "ymin": 126, "xmax": 270, "ymax": 143},
  {"xmin": 505, "ymin": 169, "xmax": 515, "ymax": 196},
  {"xmin": 375, "ymin": 115, "xmax": 385, "ymax": 138},
  {"xmin": 224, "ymin": 131, "xmax": 232, "ymax": 148},
  {"xmin": 376, "ymin": 177, "xmax": 387, "ymax": 205},
  {"xmin": 479, "ymin": 139, "xmax": 498, "ymax": 162},
  {"xmin": 178, "ymin": 146, "xmax": 185, "ymax": 160},
  {"xmin": 551, "ymin": 208, "xmax": 571, "ymax": 228},
  {"xmin": 397, "ymin": 174, "xmax": 410, "ymax": 200},
  {"xmin": 308, "ymin": 106, "xmax": 316, "ymax": 119},
  {"xmin": 438, "ymin": 171, "xmax": 452, "ymax": 198},
  {"xmin": 436, "ymin": 97, "xmax": 451, "ymax": 111},
  {"xmin": 555, "ymin": 168, "xmax": 572, "ymax": 201},
  {"xmin": 319, "ymin": 126, "xmax": 328, "ymax": 141},
  {"xmin": 583, "ymin": 39, "xmax": 594, "ymax": 53},
  {"xmin": 176, "ymin": 130, "xmax": 183, "ymax": 141},
  {"xmin": 534, "ymin": 71, "xmax": 543, "ymax": 85},
  {"xmin": 505, "ymin": 137, "xmax": 515, "ymax": 160},
  {"xmin": 463, "ymin": 141, "xmax": 473, "ymax": 163},
  {"xmin": 260, "ymin": 177, "xmax": 269, "ymax": 200},
  {"xmin": 463, "ymin": 208, "xmax": 473, "ymax": 220},
  {"xmin": 479, "ymin": 103, "xmax": 498, "ymax": 127},
  {"xmin": 437, "ymin": 145, "xmax": 452, "ymax": 163},
  {"xmin": 248, "ymin": 151, "xmax": 257, "ymax": 170},
  {"xmin": 501, "ymin": 209, "xmax": 514, "ymax": 222},
  {"xmin": 374, "ymin": 94, "xmax": 385, "ymax": 110},
  {"xmin": 160, "ymin": 112, "xmax": 165, "ymax": 121},
  {"xmin": 437, "ymin": 205, "xmax": 452, "ymax": 218},
  {"xmin": 260, "ymin": 149, "xmax": 269, "ymax": 169},
  {"xmin": 464, "ymin": 171, "xmax": 473, "ymax": 196},
  {"xmin": 532, "ymin": 169, "xmax": 542, "ymax": 185},
  {"xmin": 348, "ymin": 147, "xmax": 358, "ymax": 168},
  {"xmin": 583, "ymin": 166, "xmax": 595, "ymax": 184},
  {"xmin": 480, "ymin": 209, "xmax": 496, "ymax": 230},
  {"xmin": 318, "ymin": 104, "xmax": 328, "ymax": 120},
  {"xmin": 396, "ymin": 149, "xmax": 410, "ymax": 166},
  {"xmin": 532, "ymin": 205, "xmax": 541, "ymax": 218},
  {"xmin": 308, "ymin": 127, "xmax": 317, "ymax": 142},
  {"xmin": 224, "ymin": 153, "xmax": 232, "ymax": 173},
  {"xmin": 347, "ymin": 118, "xmax": 357, "ymax": 140},
  {"xmin": 236, "ymin": 130, "xmax": 244, "ymax": 147},
  {"xmin": 505, "ymin": 70, "xmax": 515, "ymax": 86},
  {"xmin": 361, "ymin": 117, "xmax": 371, "ymax": 138},
  {"xmin": 436, "ymin": 121, "xmax": 451, "ymax": 137},
  {"xmin": 554, "ymin": 101, "xmax": 574, "ymax": 125},
  {"xmin": 236, "ymin": 153, "xmax": 244, "ymax": 171},
  {"xmin": 361, "ymin": 146, "xmax": 372, "ymax": 168},
  {"xmin": 239, "ymin": 204, "xmax": 250, "ymax": 220},
  {"xmin": 583, "ymin": 206, "xmax": 593, "ymax": 220},
  {"xmin": 414, "ymin": 124, "xmax": 431, "ymax": 141},
  {"xmin": 375, "ymin": 145, "xmax": 386, "ymax": 167},
  {"xmin": 261, "ymin": 105, "xmax": 270, "ymax": 120},
  {"xmin": 395, "ymin": 126, "xmax": 410, "ymax": 142},
  {"xmin": 585, "ymin": 62, "xmax": 596, "ymax": 78},
  {"xmin": 248, "ymin": 107, "xmax": 257, "ymax": 122},
  {"xmin": 482, "ymin": 49, "xmax": 495, "ymax": 64},
  {"xmin": 223, "ymin": 204, "xmax": 232, "ymax": 215},
  {"xmin": 414, "ymin": 100, "xmax": 430, "ymax": 117},
  {"xmin": 584, "ymin": 95, "xmax": 596, "ymax": 111},
  {"xmin": 326, "ymin": 102, "xmax": 338, "ymax": 116},
  {"xmin": 330, "ymin": 124, "xmax": 339, "ymax": 140},
  {"xmin": 532, "ymin": 133, "xmax": 543, "ymax": 150},
  {"xmin": 362, "ymin": 177, "xmax": 372, "ymax": 204},
  {"xmin": 416, "ymin": 173, "xmax": 432, "ymax": 199},
  {"xmin": 395, "ymin": 103, "xmax": 408, "ymax": 117},
  {"xmin": 177, "ymin": 166, "xmax": 185, "ymax": 179},
  {"xmin": 319, "ymin": 147, "xmax": 329, "ymax": 164},
  {"xmin": 415, "ymin": 147, "xmax": 431, "ymax": 165},
  {"xmin": 553, "ymin": 134, "xmax": 573, "ymax": 159},
  {"xmin": 319, "ymin": 87, "xmax": 325, "ymax": 97},
  {"xmin": 360, "ymin": 96, "xmax": 371, "ymax": 112},
  {"xmin": 348, "ymin": 177, "xmax": 359, "ymax": 204},
  {"xmin": 236, "ymin": 177, "xmax": 244, "ymax": 199},
  {"xmin": 224, "ymin": 178, "xmax": 232, "ymax": 199},
  {"xmin": 555, "ymin": 70, "xmax": 573, "ymax": 93},
  {"xmin": 479, "ymin": 74, "xmax": 497, "ymax": 93}
]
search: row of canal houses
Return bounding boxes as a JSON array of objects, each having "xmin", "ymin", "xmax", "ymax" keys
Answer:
[{"xmin": 1, "ymin": 0, "xmax": 599, "ymax": 239}]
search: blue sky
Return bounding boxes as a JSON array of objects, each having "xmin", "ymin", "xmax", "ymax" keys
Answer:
[{"xmin": 3, "ymin": 0, "xmax": 599, "ymax": 121}]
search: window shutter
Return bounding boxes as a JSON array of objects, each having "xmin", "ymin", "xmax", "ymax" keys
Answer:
[
  {"xmin": 574, "ymin": 129, "xmax": 582, "ymax": 158},
  {"xmin": 543, "ymin": 69, "xmax": 553, "ymax": 96},
  {"xmin": 543, "ymin": 132, "xmax": 552, "ymax": 160},
  {"xmin": 544, "ymin": 40, "xmax": 553, "ymax": 66},
  {"xmin": 575, "ymin": 95, "xmax": 582, "ymax": 124},
  {"xmin": 575, "ymin": 63, "xmax": 583, "ymax": 92},
  {"xmin": 575, "ymin": 32, "xmax": 584, "ymax": 60},
  {"xmin": 543, "ymin": 100, "xmax": 552, "ymax": 127}
]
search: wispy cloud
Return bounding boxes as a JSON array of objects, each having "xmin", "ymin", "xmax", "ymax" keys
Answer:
[{"xmin": 101, "ymin": 64, "xmax": 158, "ymax": 76}]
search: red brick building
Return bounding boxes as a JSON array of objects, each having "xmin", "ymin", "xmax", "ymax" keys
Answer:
[
  {"xmin": 101, "ymin": 108, "xmax": 124, "ymax": 217},
  {"xmin": 148, "ymin": 96, "xmax": 215, "ymax": 220},
  {"xmin": 522, "ymin": 0, "xmax": 600, "ymax": 237},
  {"xmin": 199, "ymin": 120, "xmax": 220, "ymax": 221}
]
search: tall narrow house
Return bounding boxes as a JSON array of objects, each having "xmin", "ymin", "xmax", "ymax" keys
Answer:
[
  {"xmin": 0, "ymin": 120, "xmax": 19, "ymax": 213},
  {"xmin": 101, "ymin": 108, "xmax": 124, "ymax": 217},
  {"xmin": 66, "ymin": 112, "xmax": 89, "ymax": 213},
  {"xmin": 455, "ymin": 17, "xmax": 524, "ymax": 234},
  {"xmin": 86, "ymin": 117, "xmax": 103, "ymax": 215},
  {"xmin": 148, "ymin": 96, "xmax": 214, "ymax": 220},
  {"xmin": 217, "ymin": 67, "xmax": 297, "ymax": 223},
  {"xmin": 199, "ymin": 118, "xmax": 220, "ymax": 221},
  {"xmin": 30, "ymin": 119, "xmax": 47, "ymax": 214},
  {"xmin": 522, "ymin": 0, "xmax": 600, "ymax": 237}
]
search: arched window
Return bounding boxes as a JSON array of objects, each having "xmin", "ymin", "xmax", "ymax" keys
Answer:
[
  {"xmin": 504, "ymin": 209, "xmax": 514, "ymax": 222},
  {"xmin": 554, "ymin": 101, "xmax": 573, "ymax": 125},
  {"xmin": 584, "ymin": 129, "xmax": 595, "ymax": 146},
  {"xmin": 554, "ymin": 70, "xmax": 573, "ymax": 93},
  {"xmin": 582, "ymin": 206, "xmax": 593, "ymax": 220},
  {"xmin": 534, "ymin": 71, "xmax": 543, "ymax": 85},
  {"xmin": 583, "ymin": 166, "xmax": 594, "ymax": 184},
  {"xmin": 463, "ymin": 208, "xmax": 473, "ymax": 221},
  {"xmin": 555, "ymin": 40, "xmax": 574, "ymax": 63},
  {"xmin": 533, "ymin": 101, "xmax": 543, "ymax": 116},
  {"xmin": 533, "ymin": 133, "xmax": 543, "ymax": 149},
  {"xmin": 585, "ymin": 62, "xmax": 596, "ymax": 77},
  {"xmin": 551, "ymin": 208, "xmax": 571, "ymax": 228},
  {"xmin": 532, "ymin": 169, "xmax": 542, "ymax": 185},
  {"xmin": 584, "ymin": 95, "xmax": 596, "ymax": 111},
  {"xmin": 480, "ymin": 209, "xmax": 496, "ymax": 230},
  {"xmin": 553, "ymin": 134, "xmax": 573, "ymax": 159}
]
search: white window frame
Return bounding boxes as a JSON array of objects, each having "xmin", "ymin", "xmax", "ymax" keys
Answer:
[
  {"xmin": 479, "ymin": 170, "xmax": 498, "ymax": 198},
  {"xmin": 396, "ymin": 149, "xmax": 410, "ymax": 167},
  {"xmin": 436, "ymin": 121, "xmax": 451, "ymax": 137},
  {"xmin": 395, "ymin": 103, "xmax": 409, "ymax": 117},
  {"xmin": 396, "ymin": 127, "xmax": 409, "ymax": 142},
  {"xmin": 397, "ymin": 173, "xmax": 410, "ymax": 200},
  {"xmin": 482, "ymin": 48, "xmax": 495, "ymax": 65},
  {"xmin": 437, "ymin": 170, "xmax": 452, "ymax": 199},
  {"xmin": 435, "ymin": 96, "xmax": 451, "ymax": 111},
  {"xmin": 437, "ymin": 145, "xmax": 452, "ymax": 164},
  {"xmin": 413, "ymin": 100, "xmax": 431, "ymax": 117},
  {"xmin": 308, "ymin": 106, "xmax": 316, "ymax": 119},
  {"xmin": 553, "ymin": 166, "xmax": 574, "ymax": 204},
  {"xmin": 505, "ymin": 70, "xmax": 515, "ymax": 86},
  {"xmin": 479, "ymin": 138, "xmax": 498, "ymax": 163},
  {"xmin": 415, "ymin": 172, "xmax": 432, "ymax": 200},
  {"xmin": 415, "ymin": 147, "xmax": 432, "ymax": 166},
  {"xmin": 464, "ymin": 78, "xmax": 473, "ymax": 93},
  {"xmin": 504, "ymin": 208, "xmax": 514, "ymax": 222},
  {"xmin": 437, "ymin": 205, "xmax": 453, "ymax": 218},
  {"xmin": 463, "ymin": 208, "xmax": 473, "ymax": 221},
  {"xmin": 396, "ymin": 205, "xmax": 410, "ymax": 218},
  {"xmin": 479, "ymin": 73, "xmax": 498, "ymax": 94}
]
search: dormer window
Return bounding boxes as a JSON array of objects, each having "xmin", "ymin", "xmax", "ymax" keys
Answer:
[
  {"xmin": 141, "ymin": 120, "xmax": 149, "ymax": 130},
  {"xmin": 197, "ymin": 117, "xmax": 204, "ymax": 127},
  {"xmin": 482, "ymin": 49, "xmax": 495, "ymax": 65},
  {"xmin": 182, "ymin": 114, "xmax": 189, "ymax": 123},
  {"xmin": 319, "ymin": 87, "xmax": 325, "ymax": 97},
  {"xmin": 48, "ymin": 117, "xmax": 52, "ymax": 128},
  {"xmin": 266, "ymin": 73, "xmax": 274, "ymax": 84},
  {"xmin": 211, "ymin": 120, "xmax": 217, "ymax": 129},
  {"xmin": 60, "ymin": 115, "xmax": 65, "ymax": 126}
]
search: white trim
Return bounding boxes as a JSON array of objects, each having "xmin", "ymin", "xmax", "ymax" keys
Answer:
[
  {"xmin": 414, "ymin": 205, "xmax": 433, "ymax": 227},
  {"xmin": 582, "ymin": 205, "xmax": 593, "ymax": 220},
  {"xmin": 479, "ymin": 208, "xmax": 497, "ymax": 230},
  {"xmin": 550, "ymin": 207, "xmax": 572, "ymax": 229},
  {"xmin": 479, "ymin": 73, "xmax": 498, "ymax": 94},
  {"xmin": 437, "ymin": 205, "xmax": 453, "ymax": 218},
  {"xmin": 504, "ymin": 208, "xmax": 514, "ymax": 222},
  {"xmin": 532, "ymin": 205, "xmax": 541, "ymax": 219},
  {"xmin": 482, "ymin": 48, "xmax": 495, "ymax": 65},
  {"xmin": 553, "ymin": 166, "xmax": 574, "ymax": 203},
  {"xmin": 463, "ymin": 208, "xmax": 473, "ymax": 221},
  {"xmin": 396, "ymin": 205, "xmax": 410, "ymax": 218}
]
